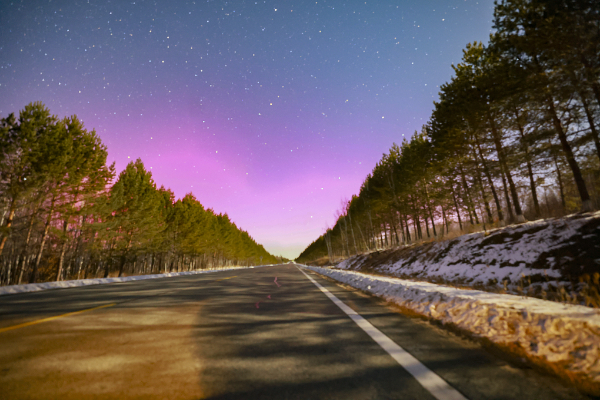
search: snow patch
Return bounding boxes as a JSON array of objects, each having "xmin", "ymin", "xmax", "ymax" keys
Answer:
[
  {"xmin": 0, "ymin": 266, "xmax": 264, "ymax": 296},
  {"xmin": 335, "ymin": 212, "xmax": 600, "ymax": 298}
]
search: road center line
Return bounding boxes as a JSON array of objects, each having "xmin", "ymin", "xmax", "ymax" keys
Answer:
[
  {"xmin": 214, "ymin": 275, "xmax": 237, "ymax": 282},
  {"xmin": 297, "ymin": 267, "xmax": 468, "ymax": 400},
  {"xmin": 0, "ymin": 303, "xmax": 116, "ymax": 334}
]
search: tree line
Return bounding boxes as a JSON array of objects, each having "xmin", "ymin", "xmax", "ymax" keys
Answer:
[
  {"xmin": 0, "ymin": 102, "xmax": 278, "ymax": 285},
  {"xmin": 297, "ymin": 0, "xmax": 600, "ymax": 264}
]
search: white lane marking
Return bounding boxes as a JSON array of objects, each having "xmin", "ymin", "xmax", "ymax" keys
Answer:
[{"xmin": 297, "ymin": 267, "xmax": 468, "ymax": 400}]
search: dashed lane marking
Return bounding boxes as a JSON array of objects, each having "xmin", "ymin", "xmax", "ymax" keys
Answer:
[
  {"xmin": 297, "ymin": 267, "xmax": 468, "ymax": 400},
  {"xmin": 0, "ymin": 303, "xmax": 116, "ymax": 334}
]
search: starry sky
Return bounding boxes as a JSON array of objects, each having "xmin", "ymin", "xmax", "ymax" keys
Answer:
[{"xmin": 0, "ymin": 0, "xmax": 495, "ymax": 259}]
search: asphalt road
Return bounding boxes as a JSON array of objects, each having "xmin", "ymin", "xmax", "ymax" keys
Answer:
[{"xmin": 0, "ymin": 264, "xmax": 591, "ymax": 399}]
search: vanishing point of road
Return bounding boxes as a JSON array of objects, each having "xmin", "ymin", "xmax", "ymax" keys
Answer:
[{"xmin": 0, "ymin": 264, "xmax": 591, "ymax": 399}]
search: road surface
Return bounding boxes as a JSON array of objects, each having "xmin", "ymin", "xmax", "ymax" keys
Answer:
[{"xmin": 0, "ymin": 264, "xmax": 591, "ymax": 399}]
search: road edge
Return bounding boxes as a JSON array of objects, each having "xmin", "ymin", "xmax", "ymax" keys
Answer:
[
  {"xmin": 0, "ymin": 265, "xmax": 270, "ymax": 296},
  {"xmin": 296, "ymin": 264, "xmax": 600, "ymax": 397}
]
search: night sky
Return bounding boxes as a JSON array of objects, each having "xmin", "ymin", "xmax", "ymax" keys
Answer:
[{"xmin": 0, "ymin": 0, "xmax": 495, "ymax": 258}]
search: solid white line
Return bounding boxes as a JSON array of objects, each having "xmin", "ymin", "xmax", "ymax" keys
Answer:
[{"xmin": 297, "ymin": 267, "xmax": 468, "ymax": 400}]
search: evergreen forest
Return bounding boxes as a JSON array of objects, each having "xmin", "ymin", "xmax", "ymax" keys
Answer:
[
  {"xmin": 0, "ymin": 103, "xmax": 278, "ymax": 285},
  {"xmin": 297, "ymin": 0, "xmax": 600, "ymax": 264}
]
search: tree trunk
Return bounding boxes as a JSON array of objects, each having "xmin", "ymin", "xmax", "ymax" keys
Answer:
[
  {"xmin": 475, "ymin": 166, "xmax": 493, "ymax": 223},
  {"xmin": 414, "ymin": 214, "xmax": 422, "ymax": 240},
  {"xmin": 17, "ymin": 206, "xmax": 40, "ymax": 284},
  {"xmin": 76, "ymin": 257, "xmax": 84, "ymax": 279},
  {"xmin": 450, "ymin": 181, "xmax": 463, "ymax": 230},
  {"xmin": 383, "ymin": 224, "xmax": 389, "ymax": 248},
  {"xmin": 56, "ymin": 240, "xmax": 68, "ymax": 281},
  {"xmin": 500, "ymin": 164, "xmax": 515, "ymax": 222},
  {"xmin": 489, "ymin": 116, "xmax": 525, "ymax": 222},
  {"xmin": 0, "ymin": 202, "xmax": 8, "ymax": 227},
  {"xmin": 404, "ymin": 214, "xmax": 411, "ymax": 242},
  {"xmin": 441, "ymin": 205, "xmax": 449, "ymax": 234},
  {"xmin": 545, "ymin": 94, "xmax": 593, "ymax": 211},
  {"xmin": 6, "ymin": 255, "xmax": 17, "ymax": 285},
  {"xmin": 513, "ymin": 110, "xmax": 541, "ymax": 218},
  {"xmin": 347, "ymin": 212, "xmax": 358, "ymax": 254},
  {"xmin": 30, "ymin": 193, "xmax": 57, "ymax": 283},
  {"xmin": 339, "ymin": 221, "xmax": 349, "ymax": 256},
  {"xmin": 118, "ymin": 256, "xmax": 127, "ymax": 277},
  {"xmin": 355, "ymin": 220, "xmax": 368, "ymax": 252},
  {"xmin": 56, "ymin": 220, "xmax": 69, "ymax": 281},
  {"xmin": 118, "ymin": 236, "xmax": 133, "ymax": 277},
  {"xmin": 389, "ymin": 213, "xmax": 399, "ymax": 246},
  {"xmin": 553, "ymin": 153, "xmax": 567, "ymax": 213},
  {"xmin": 470, "ymin": 149, "xmax": 493, "ymax": 223},
  {"xmin": 412, "ymin": 218, "xmax": 418, "ymax": 241},
  {"xmin": 18, "ymin": 255, "xmax": 30, "ymax": 284},
  {"xmin": 366, "ymin": 206, "xmax": 376, "ymax": 249},
  {"xmin": 458, "ymin": 165, "xmax": 479, "ymax": 224},
  {"xmin": 423, "ymin": 184, "xmax": 437, "ymax": 237},
  {"xmin": 342, "ymin": 216, "xmax": 351, "ymax": 256},
  {"xmin": 475, "ymin": 137, "xmax": 504, "ymax": 222},
  {"xmin": 104, "ymin": 240, "xmax": 116, "ymax": 278},
  {"xmin": 580, "ymin": 57, "xmax": 600, "ymax": 109},
  {"xmin": 324, "ymin": 231, "xmax": 332, "ymax": 262},
  {"xmin": 0, "ymin": 196, "xmax": 17, "ymax": 257},
  {"xmin": 578, "ymin": 91, "xmax": 600, "ymax": 164},
  {"xmin": 398, "ymin": 213, "xmax": 406, "ymax": 244},
  {"xmin": 457, "ymin": 174, "xmax": 474, "ymax": 225}
]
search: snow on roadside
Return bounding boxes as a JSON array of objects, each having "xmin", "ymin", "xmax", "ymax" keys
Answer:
[
  {"xmin": 335, "ymin": 211, "xmax": 600, "ymax": 297},
  {"xmin": 300, "ymin": 264, "xmax": 600, "ymax": 384},
  {"xmin": 0, "ymin": 266, "xmax": 264, "ymax": 296}
]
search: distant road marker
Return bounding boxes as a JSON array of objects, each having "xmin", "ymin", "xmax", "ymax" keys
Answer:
[
  {"xmin": 297, "ymin": 267, "xmax": 468, "ymax": 400},
  {"xmin": 0, "ymin": 303, "xmax": 116, "ymax": 334}
]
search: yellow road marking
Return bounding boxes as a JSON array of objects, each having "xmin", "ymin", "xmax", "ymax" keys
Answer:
[
  {"xmin": 1, "ymin": 274, "xmax": 238, "ymax": 333},
  {"xmin": 0, "ymin": 303, "xmax": 116, "ymax": 334},
  {"xmin": 214, "ymin": 276, "xmax": 237, "ymax": 282}
]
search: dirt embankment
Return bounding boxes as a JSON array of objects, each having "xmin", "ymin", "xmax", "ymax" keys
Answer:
[{"xmin": 310, "ymin": 212, "xmax": 600, "ymax": 306}]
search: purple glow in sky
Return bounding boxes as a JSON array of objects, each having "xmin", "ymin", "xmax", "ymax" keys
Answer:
[{"xmin": 0, "ymin": 0, "xmax": 495, "ymax": 258}]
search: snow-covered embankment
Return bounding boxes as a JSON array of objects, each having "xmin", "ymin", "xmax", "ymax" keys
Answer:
[
  {"xmin": 334, "ymin": 211, "xmax": 600, "ymax": 302},
  {"xmin": 300, "ymin": 264, "xmax": 600, "ymax": 392}
]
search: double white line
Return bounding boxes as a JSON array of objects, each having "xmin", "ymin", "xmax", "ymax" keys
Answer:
[{"xmin": 297, "ymin": 267, "xmax": 467, "ymax": 400}]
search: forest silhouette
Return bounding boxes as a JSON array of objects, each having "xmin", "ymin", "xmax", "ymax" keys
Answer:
[
  {"xmin": 0, "ymin": 103, "xmax": 278, "ymax": 285},
  {"xmin": 298, "ymin": 0, "xmax": 600, "ymax": 263}
]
